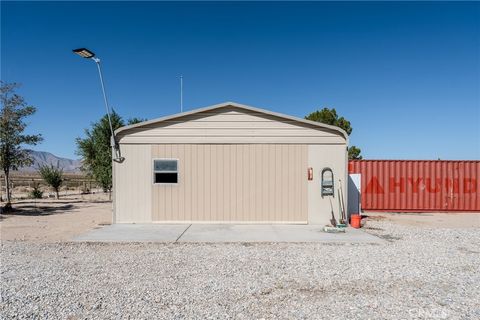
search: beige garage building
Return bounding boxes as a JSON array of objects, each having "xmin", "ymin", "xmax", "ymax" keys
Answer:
[{"xmin": 113, "ymin": 102, "xmax": 348, "ymax": 225}]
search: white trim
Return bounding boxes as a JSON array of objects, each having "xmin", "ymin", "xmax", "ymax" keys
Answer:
[{"xmin": 152, "ymin": 158, "xmax": 179, "ymax": 185}]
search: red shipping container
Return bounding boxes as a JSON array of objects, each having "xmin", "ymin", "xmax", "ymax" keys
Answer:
[{"xmin": 348, "ymin": 160, "xmax": 480, "ymax": 212}]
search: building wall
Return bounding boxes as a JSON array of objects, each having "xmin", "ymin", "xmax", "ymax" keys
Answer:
[
  {"xmin": 150, "ymin": 144, "xmax": 308, "ymax": 223},
  {"xmin": 114, "ymin": 143, "xmax": 348, "ymax": 224},
  {"xmin": 117, "ymin": 107, "xmax": 345, "ymax": 145},
  {"xmin": 114, "ymin": 106, "xmax": 348, "ymax": 224},
  {"xmin": 114, "ymin": 144, "xmax": 152, "ymax": 223},
  {"xmin": 308, "ymin": 144, "xmax": 348, "ymax": 224}
]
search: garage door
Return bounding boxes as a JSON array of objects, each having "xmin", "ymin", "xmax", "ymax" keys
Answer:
[{"xmin": 151, "ymin": 144, "xmax": 308, "ymax": 223}]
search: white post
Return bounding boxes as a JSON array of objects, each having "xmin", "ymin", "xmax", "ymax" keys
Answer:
[{"xmin": 180, "ymin": 75, "xmax": 183, "ymax": 112}]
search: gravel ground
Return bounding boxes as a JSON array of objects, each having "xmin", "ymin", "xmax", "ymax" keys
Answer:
[{"xmin": 1, "ymin": 220, "xmax": 479, "ymax": 319}]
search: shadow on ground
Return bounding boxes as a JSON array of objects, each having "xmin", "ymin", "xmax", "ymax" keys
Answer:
[
  {"xmin": 85, "ymin": 200, "xmax": 112, "ymax": 204},
  {"xmin": 1, "ymin": 204, "xmax": 76, "ymax": 217}
]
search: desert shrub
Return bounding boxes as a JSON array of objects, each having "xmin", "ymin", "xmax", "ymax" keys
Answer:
[{"xmin": 29, "ymin": 184, "xmax": 43, "ymax": 199}]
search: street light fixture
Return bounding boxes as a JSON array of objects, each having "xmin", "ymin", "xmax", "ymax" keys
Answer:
[
  {"xmin": 72, "ymin": 48, "xmax": 95, "ymax": 59},
  {"xmin": 72, "ymin": 48, "xmax": 124, "ymax": 162}
]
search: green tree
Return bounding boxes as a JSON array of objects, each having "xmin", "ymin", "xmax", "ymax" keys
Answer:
[
  {"xmin": 305, "ymin": 108, "xmax": 352, "ymax": 135},
  {"xmin": 305, "ymin": 107, "xmax": 362, "ymax": 160},
  {"xmin": 127, "ymin": 117, "xmax": 147, "ymax": 125},
  {"xmin": 348, "ymin": 146, "xmax": 362, "ymax": 160},
  {"xmin": 76, "ymin": 113, "xmax": 146, "ymax": 194},
  {"xmin": 0, "ymin": 82, "xmax": 43, "ymax": 211},
  {"xmin": 76, "ymin": 111, "xmax": 126, "ymax": 193},
  {"xmin": 76, "ymin": 113, "xmax": 147, "ymax": 194},
  {"xmin": 39, "ymin": 164, "xmax": 63, "ymax": 199}
]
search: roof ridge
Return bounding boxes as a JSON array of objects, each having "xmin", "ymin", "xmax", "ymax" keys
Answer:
[{"xmin": 115, "ymin": 101, "xmax": 348, "ymax": 140}]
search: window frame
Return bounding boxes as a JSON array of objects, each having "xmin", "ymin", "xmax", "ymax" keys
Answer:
[{"xmin": 152, "ymin": 158, "xmax": 179, "ymax": 185}]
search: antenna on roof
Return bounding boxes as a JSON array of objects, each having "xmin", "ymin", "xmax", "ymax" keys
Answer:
[{"xmin": 180, "ymin": 75, "xmax": 183, "ymax": 112}]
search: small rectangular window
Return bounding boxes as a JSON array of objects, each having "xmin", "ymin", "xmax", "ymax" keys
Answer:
[{"xmin": 153, "ymin": 159, "xmax": 178, "ymax": 184}]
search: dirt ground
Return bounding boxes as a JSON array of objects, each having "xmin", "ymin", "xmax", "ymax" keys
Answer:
[
  {"xmin": 1, "ymin": 195, "xmax": 479, "ymax": 243},
  {"xmin": 365, "ymin": 211, "xmax": 480, "ymax": 228},
  {"xmin": 0, "ymin": 192, "xmax": 112, "ymax": 242}
]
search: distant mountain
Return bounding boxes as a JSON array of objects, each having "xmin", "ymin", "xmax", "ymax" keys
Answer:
[{"xmin": 20, "ymin": 150, "xmax": 82, "ymax": 173}]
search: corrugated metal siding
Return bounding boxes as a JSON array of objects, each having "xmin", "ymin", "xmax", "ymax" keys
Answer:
[
  {"xmin": 151, "ymin": 144, "xmax": 308, "ymax": 223},
  {"xmin": 114, "ymin": 144, "xmax": 152, "ymax": 222},
  {"xmin": 308, "ymin": 144, "xmax": 348, "ymax": 224},
  {"xmin": 118, "ymin": 107, "xmax": 345, "ymax": 145},
  {"xmin": 349, "ymin": 160, "xmax": 480, "ymax": 212}
]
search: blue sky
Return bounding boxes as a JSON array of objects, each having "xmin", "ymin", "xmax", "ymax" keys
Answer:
[{"xmin": 2, "ymin": 1, "xmax": 479, "ymax": 160}]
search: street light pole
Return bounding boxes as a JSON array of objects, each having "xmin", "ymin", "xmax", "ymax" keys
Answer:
[
  {"xmin": 72, "ymin": 48, "xmax": 124, "ymax": 163},
  {"xmin": 92, "ymin": 57, "xmax": 116, "ymax": 151}
]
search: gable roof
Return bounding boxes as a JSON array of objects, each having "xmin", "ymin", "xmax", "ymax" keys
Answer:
[{"xmin": 115, "ymin": 101, "xmax": 348, "ymax": 140}]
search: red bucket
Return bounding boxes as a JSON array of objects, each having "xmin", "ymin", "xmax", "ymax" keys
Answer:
[{"xmin": 350, "ymin": 214, "xmax": 362, "ymax": 229}]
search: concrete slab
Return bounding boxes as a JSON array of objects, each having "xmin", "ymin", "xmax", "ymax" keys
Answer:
[
  {"xmin": 179, "ymin": 224, "xmax": 384, "ymax": 243},
  {"xmin": 73, "ymin": 224, "xmax": 190, "ymax": 242},
  {"xmin": 73, "ymin": 224, "xmax": 384, "ymax": 244}
]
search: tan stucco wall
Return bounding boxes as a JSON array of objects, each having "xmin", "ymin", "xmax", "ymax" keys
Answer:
[{"xmin": 307, "ymin": 144, "xmax": 348, "ymax": 225}]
